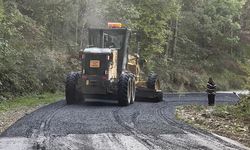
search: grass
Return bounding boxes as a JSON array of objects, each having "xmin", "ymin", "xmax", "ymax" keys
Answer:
[
  {"xmin": 176, "ymin": 97, "xmax": 250, "ymax": 147},
  {"xmin": 0, "ymin": 92, "xmax": 64, "ymax": 113}
]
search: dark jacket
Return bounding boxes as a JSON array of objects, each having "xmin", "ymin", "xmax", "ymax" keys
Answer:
[{"xmin": 207, "ymin": 81, "xmax": 216, "ymax": 94}]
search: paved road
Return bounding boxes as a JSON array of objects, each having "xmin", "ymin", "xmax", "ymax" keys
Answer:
[{"xmin": 0, "ymin": 92, "xmax": 248, "ymax": 150}]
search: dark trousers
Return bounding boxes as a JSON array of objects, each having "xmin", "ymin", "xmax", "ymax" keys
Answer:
[{"xmin": 208, "ymin": 94, "xmax": 215, "ymax": 106}]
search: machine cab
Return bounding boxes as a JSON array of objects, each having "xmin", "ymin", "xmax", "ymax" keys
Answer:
[
  {"xmin": 79, "ymin": 25, "xmax": 130, "ymax": 95},
  {"xmin": 81, "ymin": 48, "xmax": 117, "ymax": 80},
  {"xmin": 86, "ymin": 27, "xmax": 131, "ymax": 76}
]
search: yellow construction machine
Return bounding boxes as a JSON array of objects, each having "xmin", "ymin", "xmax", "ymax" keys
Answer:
[{"xmin": 66, "ymin": 22, "xmax": 163, "ymax": 106}]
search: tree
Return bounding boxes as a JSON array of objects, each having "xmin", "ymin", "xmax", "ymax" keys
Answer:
[{"xmin": 242, "ymin": 0, "xmax": 250, "ymax": 30}]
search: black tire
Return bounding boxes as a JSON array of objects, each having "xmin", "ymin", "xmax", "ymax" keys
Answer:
[
  {"xmin": 129, "ymin": 74, "xmax": 136, "ymax": 104},
  {"xmin": 66, "ymin": 72, "xmax": 83, "ymax": 105},
  {"xmin": 147, "ymin": 73, "xmax": 160, "ymax": 90},
  {"xmin": 118, "ymin": 73, "xmax": 132, "ymax": 106},
  {"xmin": 155, "ymin": 92, "xmax": 163, "ymax": 102}
]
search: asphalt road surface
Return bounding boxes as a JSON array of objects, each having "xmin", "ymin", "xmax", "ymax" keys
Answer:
[{"xmin": 0, "ymin": 92, "xmax": 249, "ymax": 150}]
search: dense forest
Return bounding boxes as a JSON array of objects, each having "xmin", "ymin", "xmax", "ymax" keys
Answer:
[{"xmin": 0, "ymin": 0, "xmax": 250, "ymax": 100}]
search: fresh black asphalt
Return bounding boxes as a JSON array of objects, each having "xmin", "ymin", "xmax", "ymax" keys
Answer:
[{"xmin": 0, "ymin": 92, "xmax": 248, "ymax": 150}]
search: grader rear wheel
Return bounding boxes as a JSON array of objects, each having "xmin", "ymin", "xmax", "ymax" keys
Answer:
[
  {"xmin": 118, "ymin": 73, "xmax": 132, "ymax": 106},
  {"xmin": 66, "ymin": 72, "xmax": 83, "ymax": 105},
  {"xmin": 130, "ymin": 75, "xmax": 136, "ymax": 104}
]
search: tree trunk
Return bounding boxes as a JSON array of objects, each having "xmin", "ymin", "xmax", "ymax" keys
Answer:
[
  {"xmin": 50, "ymin": 3, "xmax": 55, "ymax": 51},
  {"xmin": 172, "ymin": 18, "xmax": 178, "ymax": 58},
  {"xmin": 75, "ymin": 0, "xmax": 79, "ymax": 50},
  {"xmin": 169, "ymin": 18, "xmax": 178, "ymax": 58}
]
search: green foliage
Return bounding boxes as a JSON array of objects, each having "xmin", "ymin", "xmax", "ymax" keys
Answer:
[
  {"xmin": 0, "ymin": 0, "xmax": 79, "ymax": 100},
  {"xmin": 0, "ymin": 92, "xmax": 63, "ymax": 113},
  {"xmin": 210, "ymin": 96, "xmax": 250, "ymax": 125},
  {"xmin": 104, "ymin": 0, "xmax": 250, "ymax": 91},
  {"xmin": 234, "ymin": 96, "xmax": 250, "ymax": 119},
  {"xmin": 105, "ymin": 0, "xmax": 180, "ymax": 59},
  {"xmin": 0, "ymin": 0, "xmax": 3, "ymax": 22},
  {"xmin": 161, "ymin": 0, "xmax": 247, "ymax": 91},
  {"xmin": 242, "ymin": 0, "xmax": 250, "ymax": 30},
  {"xmin": 0, "ymin": 0, "xmax": 250, "ymax": 98},
  {"xmin": 179, "ymin": 0, "xmax": 244, "ymax": 57}
]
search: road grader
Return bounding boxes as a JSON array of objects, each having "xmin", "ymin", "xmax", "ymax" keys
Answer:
[{"xmin": 66, "ymin": 23, "xmax": 163, "ymax": 106}]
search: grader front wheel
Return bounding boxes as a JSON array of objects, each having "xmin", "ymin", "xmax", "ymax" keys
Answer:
[
  {"xmin": 147, "ymin": 73, "xmax": 161, "ymax": 91},
  {"xmin": 147, "ymin": 73, "xmax": 163, "ymax": 102}
]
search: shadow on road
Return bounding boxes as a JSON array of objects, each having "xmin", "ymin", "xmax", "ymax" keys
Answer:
[{"xmin": 83, "ymin": 101, "xmax": 118, "ymax": 107}]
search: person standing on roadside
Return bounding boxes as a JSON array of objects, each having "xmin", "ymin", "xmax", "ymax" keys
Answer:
[{"xmin": 207, "ymin": 77, "xmax": 216, "ymax": 106}]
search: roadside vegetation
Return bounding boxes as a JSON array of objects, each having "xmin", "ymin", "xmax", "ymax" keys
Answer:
[
  {"xmin": 0, "ymin": 0, "xmax": 250, "ymax": 102},
  {"xmin": 0, "ymin": 92, "xmax": 63, "ymax": 113},
  {"xmin": 176, "ymin": 96, "xmax": 250, "ymax": 147},
  {"xmin": 0, "ymin": 92, "xmax": 63, "ymax": 133},
  {"xmin": 0, "ymin": 0, "xmax": 249, "ymax": 145}
]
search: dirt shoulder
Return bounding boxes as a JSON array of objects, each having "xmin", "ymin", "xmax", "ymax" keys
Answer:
[
  {"xmin": 0, "ymin": 106, "xmax": 40, "ymax": 133},
  {"xmin": 176, "ymin": 98, "xmax": 250, "ymax": 147},
  {"xmin": 0, "ymin": 92, "xmax": 63, "ymax": 134}
]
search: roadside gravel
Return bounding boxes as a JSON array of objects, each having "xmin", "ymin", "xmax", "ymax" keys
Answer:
[
  {"xmin": 0, "ymin": 106, "xmax": 40, "ymax": 133},
  {"xmin": 176, "ymin": 105, "xmax": 250, "ymax": 147},
  {"xmin": 0, "ymin": 93, "xmax": 63, "ymax": 134}
]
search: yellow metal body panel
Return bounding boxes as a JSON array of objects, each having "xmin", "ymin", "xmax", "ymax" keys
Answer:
[
  {"xmin": 108, "ymin": 49, "xmax": 118, "ymax": 80},
  {"xmin": 127, "ymin": 54, "xmax": 140, "ymax": 81}
]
